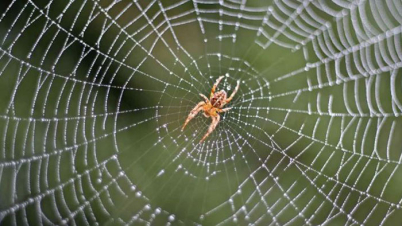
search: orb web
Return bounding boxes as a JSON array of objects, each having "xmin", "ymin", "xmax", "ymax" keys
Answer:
[{"xmin": 1, "ymin": 0, "xmax": 402, "ymax": 225}]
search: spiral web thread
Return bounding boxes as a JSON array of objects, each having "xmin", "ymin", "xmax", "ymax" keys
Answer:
[{"xmin": 1, "ymin": 0, "xmax": 402, "ymax": 225}]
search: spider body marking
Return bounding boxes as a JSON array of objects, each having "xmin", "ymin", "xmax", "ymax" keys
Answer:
[
  {"xmin": 181, "ymin": 76, "xmax": 240, "ymax": 143},
  {"xmin": 210, "ymin": 90, "xmax": 227, "ymax": 108}
]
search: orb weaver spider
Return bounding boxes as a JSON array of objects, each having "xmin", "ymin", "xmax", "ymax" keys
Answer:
[{"xmin": 182, "ymin": 76, "xmax": 240, "ymax": 143}]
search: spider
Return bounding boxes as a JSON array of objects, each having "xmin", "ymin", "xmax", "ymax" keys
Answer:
[{"xmin": 181, "ymin": 75, "xmax": 240, "ymax": 143}]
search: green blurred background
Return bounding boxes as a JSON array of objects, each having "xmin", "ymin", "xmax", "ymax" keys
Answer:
[{"xmin": 1, "ymin": 0, "xmax": 402, "ymax": 225}]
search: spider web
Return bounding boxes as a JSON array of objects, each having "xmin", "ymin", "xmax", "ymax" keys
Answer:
[{"xmin": 1, "ymin": 0, "xmax": 402, "ymax": 225}]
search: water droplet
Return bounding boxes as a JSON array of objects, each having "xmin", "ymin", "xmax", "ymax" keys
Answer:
[
  {"xmin": 168, "ymin": 214, "xmax": 175, "ymax": 222},
  {"xmin": 157, "ymin": 169, "xmax": 165, "ymax": 177}
]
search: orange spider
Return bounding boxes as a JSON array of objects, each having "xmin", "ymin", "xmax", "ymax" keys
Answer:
[{"xmin": 181, "ymin": 75, "xmax": 240, "ymax": 143}]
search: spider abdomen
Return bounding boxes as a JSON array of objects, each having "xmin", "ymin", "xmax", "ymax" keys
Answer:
[{"xmin": 211, "ymin": 90, "xmax": 227, "ymax": 107}]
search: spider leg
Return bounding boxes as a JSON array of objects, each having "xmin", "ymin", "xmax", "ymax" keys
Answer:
[
  {"xmin": 218, "ymin": 107, "xmax": 232, "ymax": 113},
  {"xmin": 225, "ymin": 80, "xmax": 241, "ymax": 104},
  {"xmin": 199, "ymin": 93, "xmax": 209, "ymax": 103},
  {"xmin": 210, "ymin": 76, "xmax": 225, "ymax": 99},
  {"xmin": 199, "ymin": 114, "xmax": 220, "ymax": 143},
  {"xmin": 182, "ymin": 101, "xmax": 205, "ymax": 131}
]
